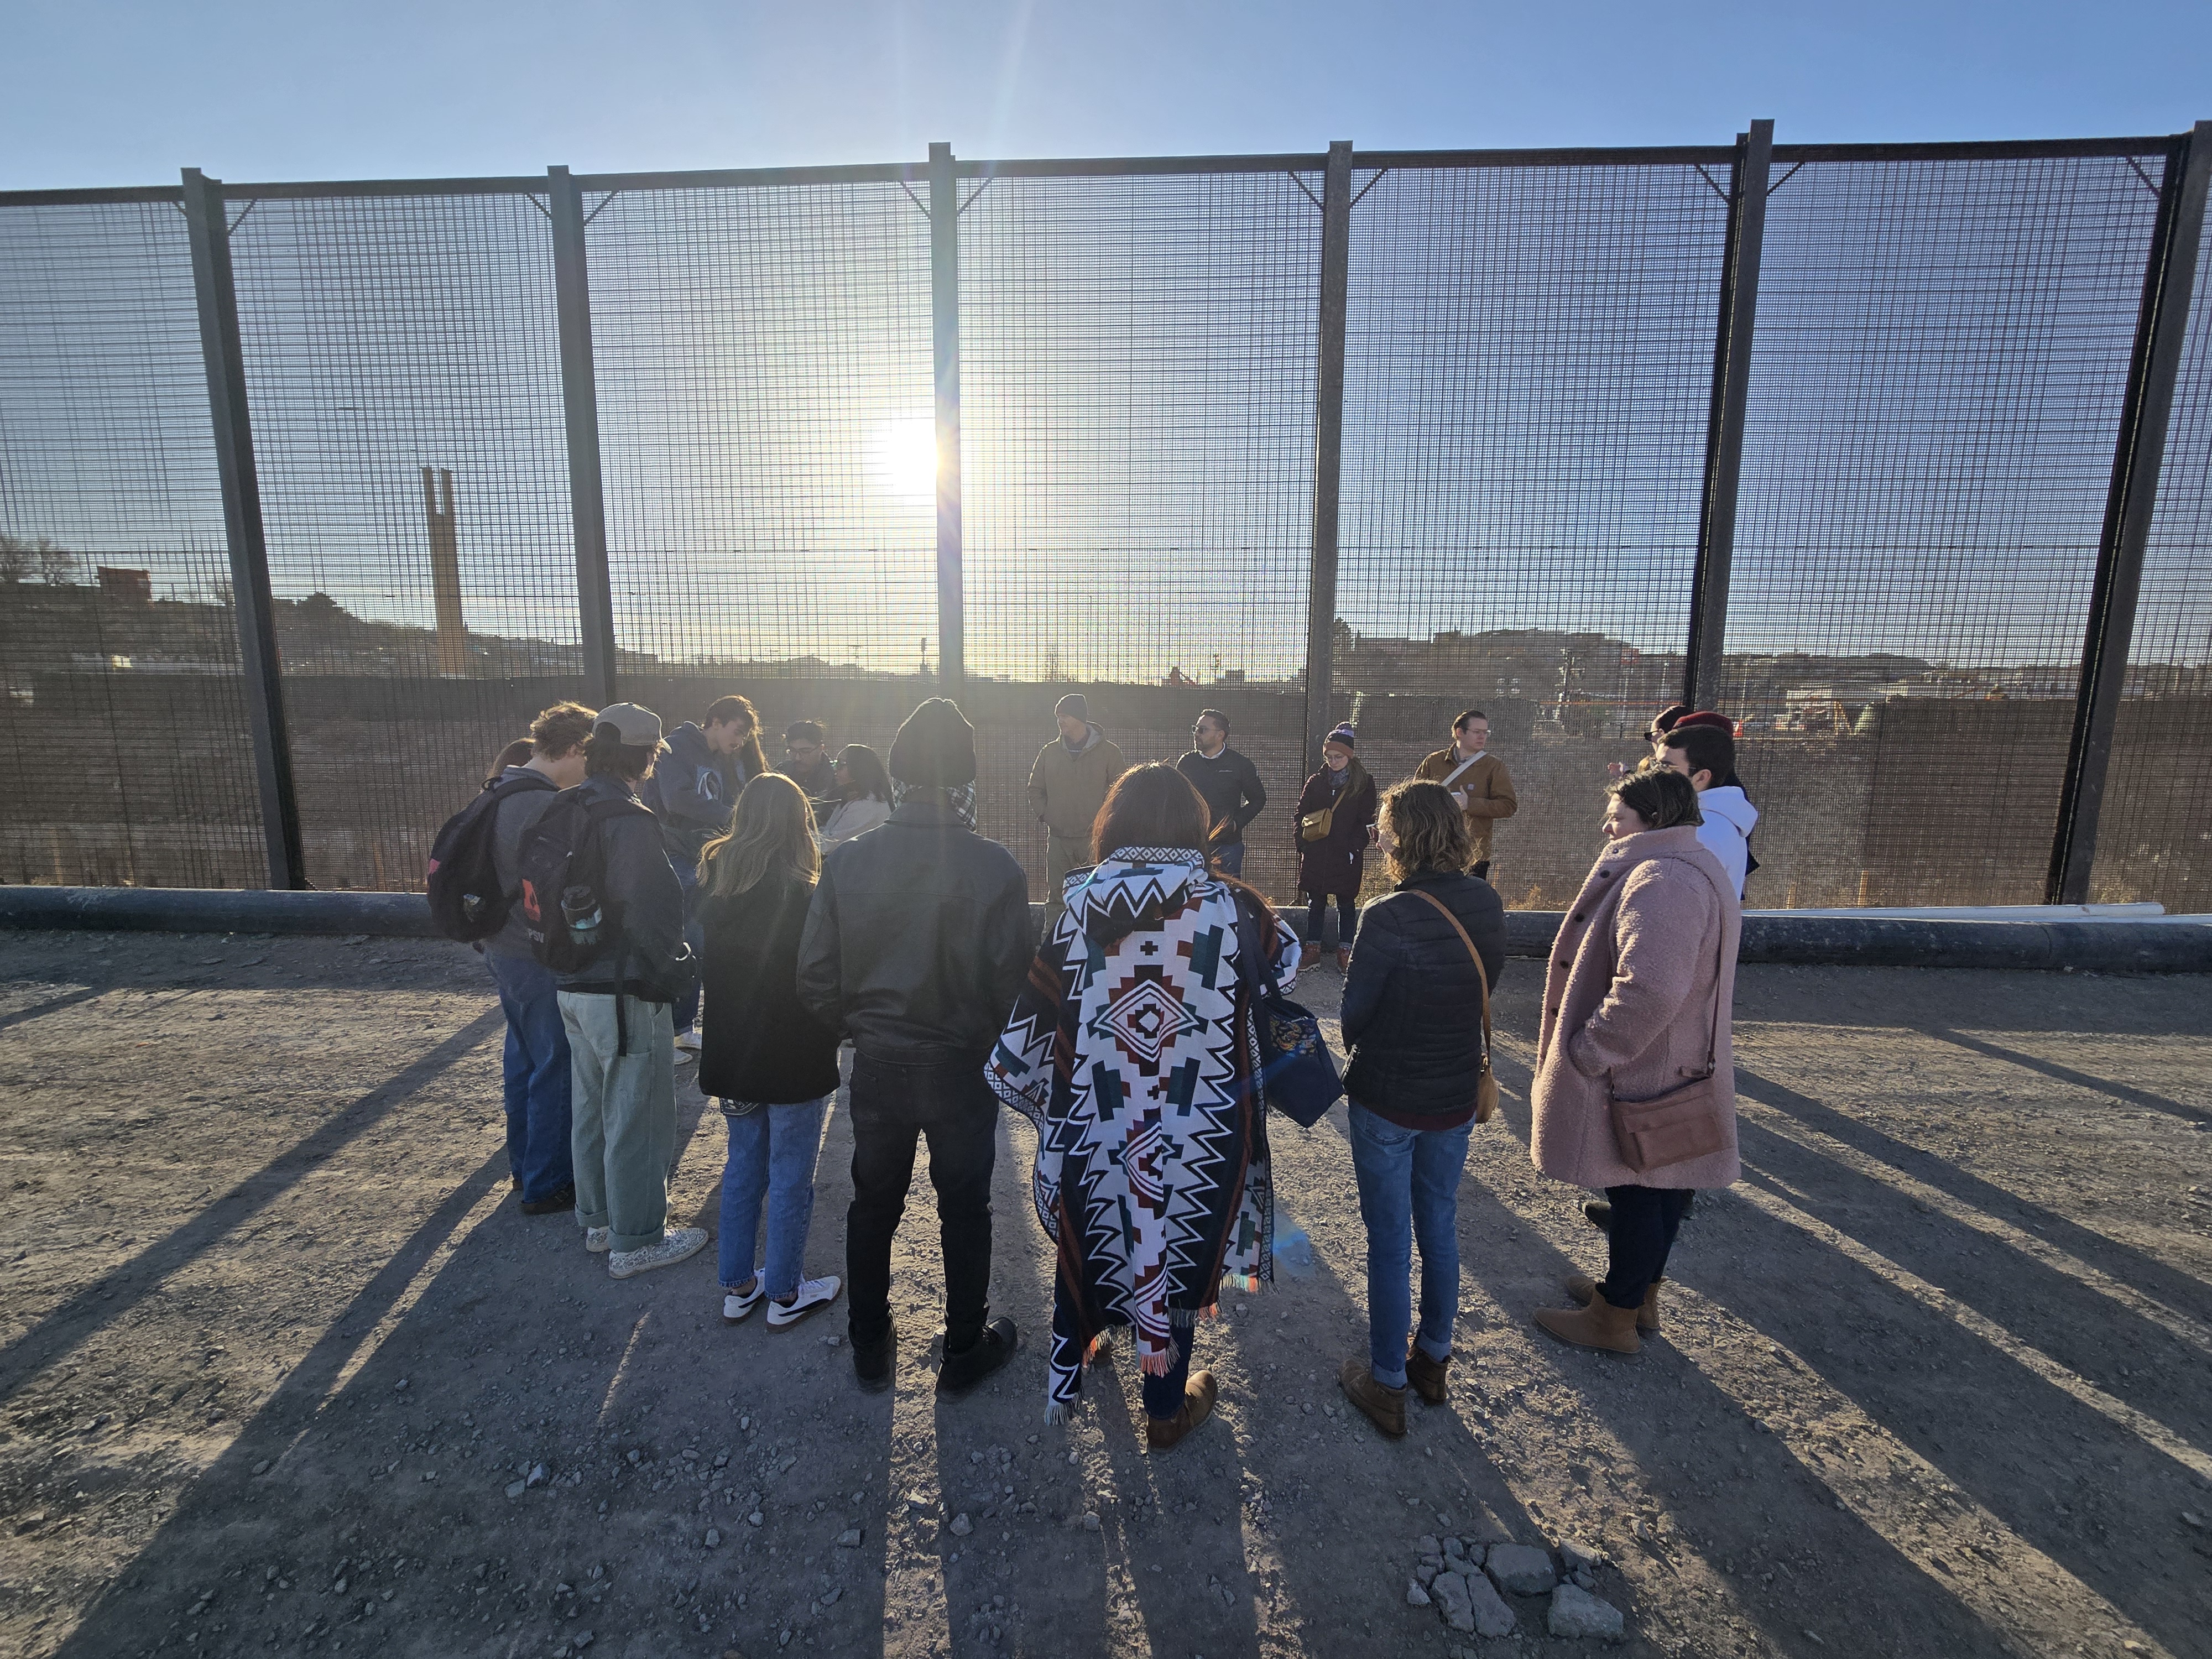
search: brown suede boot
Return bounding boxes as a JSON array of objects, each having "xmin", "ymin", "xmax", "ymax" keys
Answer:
[
  {"xmin": 1404, "ymin": 1345, "xmax": 1451, "ymax": 1405},
  {"xmin": 1145, "ymin": 1370, "xmax": 1218, "ymax": 1452},
  {"xmin": 1340, "ymin": 1356, "xmax": 1407, "ymax": 1437},
  {"xmin": 1299, "ymin": 941, "xmax": 1323, "ymax": 971},
  {"xmin": 1533, "ymin": 1296, "xmax": 1642, "ymax": 1355},
  {"xmin": 1566, "ymin": 1273, "xmax": 1661, "ymax": 1333},
  {"xmin": 1334, "ymin": 946, "xmax": 1354, "ymax": 974}
]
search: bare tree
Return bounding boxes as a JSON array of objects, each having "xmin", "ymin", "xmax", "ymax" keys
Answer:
[
  {"xmin": 0, "ymin": 534, "xmax": 29, "ymax": 586},
  {"xmin": 34, "ymin": 539, "xmax": 79, "ymax": 586}
]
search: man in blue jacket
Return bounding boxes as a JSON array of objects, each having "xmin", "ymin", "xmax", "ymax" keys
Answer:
[{"xmin": 643, "ymin": 696, "xmax": 761, "ymax": 1058}]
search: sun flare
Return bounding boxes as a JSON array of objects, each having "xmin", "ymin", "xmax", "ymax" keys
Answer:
[{"xmin": 872, "ymin": 418, "xmax": 939, "ymax": 503}]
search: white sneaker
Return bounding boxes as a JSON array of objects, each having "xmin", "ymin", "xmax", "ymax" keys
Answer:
[
  {"xmin": 608, "ymin": 1226, "xmax": 707, "ymax": 1280},
  {"xmin": 766, "ymin": 1276, "xmax": 842, "ymax": 1330},
  {"xmin": 723, "ymin": 1279, "xmax": 766, "ymax": 1323},
  {"xmin": 674, "ymin": 1029, "xmax": 703, "ymax": 1053},
  {"xmin": 584, "ymin": 1227, "xmax": 611, "ymax": 1254}
]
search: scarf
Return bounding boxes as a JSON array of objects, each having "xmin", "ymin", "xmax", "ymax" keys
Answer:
[
  {"xmin": 890, "ymin": 779, "xmax": 977, "ymax": 829},
  {"xmin": 988, "ymin": 849, "xmax": 1301, "ymax": 1418}
]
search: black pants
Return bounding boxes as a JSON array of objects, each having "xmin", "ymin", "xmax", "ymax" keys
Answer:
[
  {"xmin": 846, "ymin": 1053, "xmax": 997, "ymax": 1351},
  {"xmin": 1306, "ymin": 894, "xmax": 1359, "ymax": 950},
  {"xmin": 1600, "ymin": 1185, "xmax": 1693, "ymax": 1308}
]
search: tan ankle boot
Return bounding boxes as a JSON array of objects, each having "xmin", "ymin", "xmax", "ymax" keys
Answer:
[
  {"xmin": 1404, "ymin": 1345, "xmax": 1451, "ymax": 1405},
  {"xmin": 1299, "ymin": 941, "xmax": 1322, "ymax": 971},
  {"xmin": 1566, "ymin": 1273, "xmax": 1661, "ymax": 1333},
  {"xmin": 1340, "ymin": 1356, "xmax": 1407, "ymax": 1436},
  {"xmin": 1533, "ymin": 1296, "xmax": 1643, "ymax": 1355},
  {"xmin": 1145, "ymin": 1370, "xmax": 1217, "ymax": 1451}
]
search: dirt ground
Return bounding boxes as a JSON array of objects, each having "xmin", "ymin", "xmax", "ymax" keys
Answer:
[{"xmin": 0, "ymin": 930, "xmax": 2207, "ymax": 1659}]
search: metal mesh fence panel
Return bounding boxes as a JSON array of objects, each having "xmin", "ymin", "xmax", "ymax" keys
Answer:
[
  {"xmin": 0, "ymin": 197, "xmax": 267, "ymax": 887},
  {"xmin": 584, "ymin": 180, "xmax": 936, "ymax": 810},
  {"xmin": 1339, "ymin": 162, "xmax": 1729, "ymax": 908},
  {"xmin": 224, "ymin": 189, "xmax": 577, "ymax": 890},
  {"xmin": 1722, "ymin": 153, "xmax": 2166, "ymax": 907},
  {"xmin": 2097, "ymin": 201, "xmax": 2212, "ymax": 911},
  {"xmin": 961, "ymin": 170, "xmax": 1321, "ymax": 900}
]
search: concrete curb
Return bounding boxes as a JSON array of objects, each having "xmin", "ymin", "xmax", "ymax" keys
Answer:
[{"xmin": 3, "ymin": 886, "xmax": 2209, "ymax": 973}]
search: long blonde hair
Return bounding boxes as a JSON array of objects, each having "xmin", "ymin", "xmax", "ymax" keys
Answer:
[{"xmin": 699, "ymin": 773, "xmax": 820, "ymax": 898}]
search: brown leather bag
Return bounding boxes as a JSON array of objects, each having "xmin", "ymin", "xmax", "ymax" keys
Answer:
[
  {"xmin": 1604, "ymin": 871, "xmax": 1730, "ymax": 1172},
  {"xmin": 1404, "ymin": 888, "xmax": 1499, "ymax": 1124}
]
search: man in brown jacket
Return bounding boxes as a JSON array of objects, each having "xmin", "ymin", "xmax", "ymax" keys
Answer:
[
  {"xmin": 1413, "ymin": 709, "xmax": 1517, "ymax": 880},
  {"xmin": 1026, "ymin": 693, "xmax": 1126, "ymax": 916}
]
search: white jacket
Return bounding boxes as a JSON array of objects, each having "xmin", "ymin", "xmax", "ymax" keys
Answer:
[
  {"xmin": 816, "ymin": 795, "xmax": 891, "ymax": 849},
  {"xmin": 1694, "ymin": 785, "xmax": 1759, "ymax": 899}
]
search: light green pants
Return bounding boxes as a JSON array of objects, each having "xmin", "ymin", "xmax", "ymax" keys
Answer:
[
  {"xmin": 559, "ymin": 992, "xmax": 677, "ymax": 1253},
  {"xmin": 1046, "ymin": 832, "xmax": 1090, "ymax": 917}
]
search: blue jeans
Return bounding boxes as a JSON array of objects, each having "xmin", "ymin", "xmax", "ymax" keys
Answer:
[
  {"xmin": 1212, "ymin": 841, "xmax": 1245, "ymax": 879},
  {"xmin": 674, "ymin": 862, "xmax": 706, "ymax": 1035},
  {"xmin": 488, "ymin": 949, "xmax": 573, "ymax": 1201},
  {"xmin": 718, "ymin": 1097, "xmax": 829, "ymax": 1297},
  {"xmin": 1348, "ymin": 1102, "xmax": 1470, "ymax": 1388}
]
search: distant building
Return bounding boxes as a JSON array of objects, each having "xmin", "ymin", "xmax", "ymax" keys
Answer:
[{"xmin": 97, "ymin": 566, "xmax": 152, "ymax": 606}]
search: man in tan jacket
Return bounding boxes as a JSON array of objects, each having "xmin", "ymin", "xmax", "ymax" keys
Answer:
[
  {"xmin": 1412, "ymin": 709, "xmax": 1517, "ymax": 880},
  {"xmin": 1027, "ymin": 693, "xmax": 1126, "ymax": 915}
]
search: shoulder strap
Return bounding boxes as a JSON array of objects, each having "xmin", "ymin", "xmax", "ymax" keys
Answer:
[
  {"xmin": 1439, "ymin": 753, "xmax": 1482, "ymax": 790},
  {"xmin": 1402, "ymin": 887, "xmax": 1491, "ymax": 1067}
]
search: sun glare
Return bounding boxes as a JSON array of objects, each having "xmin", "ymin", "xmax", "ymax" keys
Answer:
[{"xmin": 872, "ymin": 418, "xmax": 939, "ymax": 503}]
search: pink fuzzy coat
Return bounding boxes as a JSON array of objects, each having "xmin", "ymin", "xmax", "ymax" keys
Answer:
[{"xmin": 1530, "ymin": 824, "xmax": 1743, "ymax": 1191}]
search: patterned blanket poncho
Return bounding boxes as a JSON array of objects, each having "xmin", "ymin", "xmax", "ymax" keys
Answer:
[{"xmin": 987, "ymin": 848, "xmax": 1300, "ymax": 1416}]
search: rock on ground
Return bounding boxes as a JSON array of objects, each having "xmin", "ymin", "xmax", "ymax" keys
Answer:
[
  {"xmin": 1431, "ymin": 1571, "xmax": 1475, "ymax": 1633},
  {"xmin": 1465, "ymin": 1572, "xmax": 1517, "ymax": 1638},
  {"xmin": 1485, "ymin": 1542, "xmax": 1557, "ymax": 1596},
  {"xmin": 1548, "ymin": 1583, "xmax": 1626, "ymax": 1641}
]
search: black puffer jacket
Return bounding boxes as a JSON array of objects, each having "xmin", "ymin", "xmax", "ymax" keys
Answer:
[
  {"xmin": 796, "ymin": 800, "xmax": 1036, "ymax": 1065},
  {"xmin": 1339, "ymin": 870, "xmax": 1507, "ymax": 1122},
  {"xmin": 698, "ymin": 870, "xmax": 841, "ymax": 1105}
]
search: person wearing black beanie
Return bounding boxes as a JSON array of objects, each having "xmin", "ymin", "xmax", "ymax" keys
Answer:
[{"xmin": 797, "ymin": 698, "xmax": 1035, "ymax": 1396}]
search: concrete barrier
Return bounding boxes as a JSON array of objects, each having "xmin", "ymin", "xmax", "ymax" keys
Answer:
[{"xmin": 3, "ymin": 885, "xmax": 2209, "ymax": 973}]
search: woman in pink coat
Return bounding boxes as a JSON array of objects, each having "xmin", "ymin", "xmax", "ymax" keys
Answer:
[{"xmin": 1528, "ymin": 766, "xmax": 1741, "ymax": 1354}]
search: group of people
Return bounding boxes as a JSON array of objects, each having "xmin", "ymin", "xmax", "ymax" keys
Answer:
[{"xmin": 457, "ymin": 686, "xmax": 1749, "ymax": 1442}]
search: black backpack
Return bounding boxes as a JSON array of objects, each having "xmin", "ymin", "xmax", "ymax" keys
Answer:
[
  {"xmin": 515, "ymin": 788, "xmax": 651, "ymax": 974},
  {"xmin": 425, "ymin": 771, "xmax": 556, "ymax": 942}
]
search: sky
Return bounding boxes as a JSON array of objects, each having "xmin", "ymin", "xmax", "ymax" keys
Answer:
[
  {"xmin": 4, "ymin": 2, "xmax": 2210, "ymax": 683},
  {"xmin": 6, "ymin": 0, "xmax": 2211, "ymax": 190}
]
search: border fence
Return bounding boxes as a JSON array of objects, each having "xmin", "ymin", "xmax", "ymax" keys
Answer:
[{"xmin": 3, "ymin": 124, "xmax": 2209, "ymax": 911}]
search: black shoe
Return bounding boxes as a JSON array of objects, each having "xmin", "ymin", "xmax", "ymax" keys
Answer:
[
  {"xmin": 936, "ymin": 1316, "xmax": 1018, "ymax": 1396},
  {"xmin": 1583, "ymin": 1199, "xmax": 1611, "ymax": 1234},
  {"xmin": 519, "ymin": 1184, "xmax": 576, "ymax": 1216},
  {"xmin": 853, "ymin": 1319, "xmax": 896, "ymax": 1394}
]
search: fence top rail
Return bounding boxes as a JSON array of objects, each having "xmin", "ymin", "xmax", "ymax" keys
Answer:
[{"xmin": 0, "ymin": 132, "xmax": 2188, "ymax": 209}]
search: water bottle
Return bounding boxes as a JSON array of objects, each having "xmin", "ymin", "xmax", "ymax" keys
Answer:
[{"xmin": 560, "ymin": 883, "xmax": 601, "ymax": 951}]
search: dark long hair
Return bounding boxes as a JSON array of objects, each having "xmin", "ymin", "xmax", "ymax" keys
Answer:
[
  {"xmin": 1092, "ymin": 763, "xmax": 1207, "ymax": 860},
  {"xmin": 1609, "ymin": 764, "xmax": 1702, "ymax": 830},
  {"xmin": 1091, "ymin": 762, "xmax": 1279, "ymax": 932},
  {"xmin": 833, "ymin": 743, "xmax": 892, "ymax": 804}
]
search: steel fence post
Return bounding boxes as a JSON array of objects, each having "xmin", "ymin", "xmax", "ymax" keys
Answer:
[
  {"xmin": 1684, "ymin": 120, "xmax": 1773, "ymax": 713},
  {"xmin": 929, "ymin": 142, "xmax": 966, "ymax": 693},
  {"xmin": 549, "ymin": 166, "xmax": 619, "ymax": 707},
  {"xmin": 1304, "ymin": 140, "xmax": 1353, "ymax": 759},
  {"xmin": 180, "ymin": 168, "xmax": 306, "ymax": 891},
  {"xmin": 2048, "ymin": 121, "xmax": 2212, "ymax": 905}
]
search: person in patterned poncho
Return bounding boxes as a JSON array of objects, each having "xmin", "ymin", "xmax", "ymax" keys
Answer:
[{"xmin": 988, "ymin": 765, "xmax": 1301, "ymax": 1449}]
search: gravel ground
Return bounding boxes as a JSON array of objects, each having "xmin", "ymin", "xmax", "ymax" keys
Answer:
[{"xmin": 0, "ymin": 928, "xmax": 2207, "ymax": 1659}]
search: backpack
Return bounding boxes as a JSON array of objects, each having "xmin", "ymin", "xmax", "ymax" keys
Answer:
[
  {"xmin": 515, "ymin": 788, "xmax": 652, "ymax": 974},
  {"xmin": 424, "ymin": 771, "xmax": 556, "ymax": 942}
]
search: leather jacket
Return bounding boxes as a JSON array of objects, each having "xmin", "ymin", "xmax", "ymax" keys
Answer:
[{"xmin": 796, "ymin": 799, "xmax": 1036, "ymax": 1065}]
